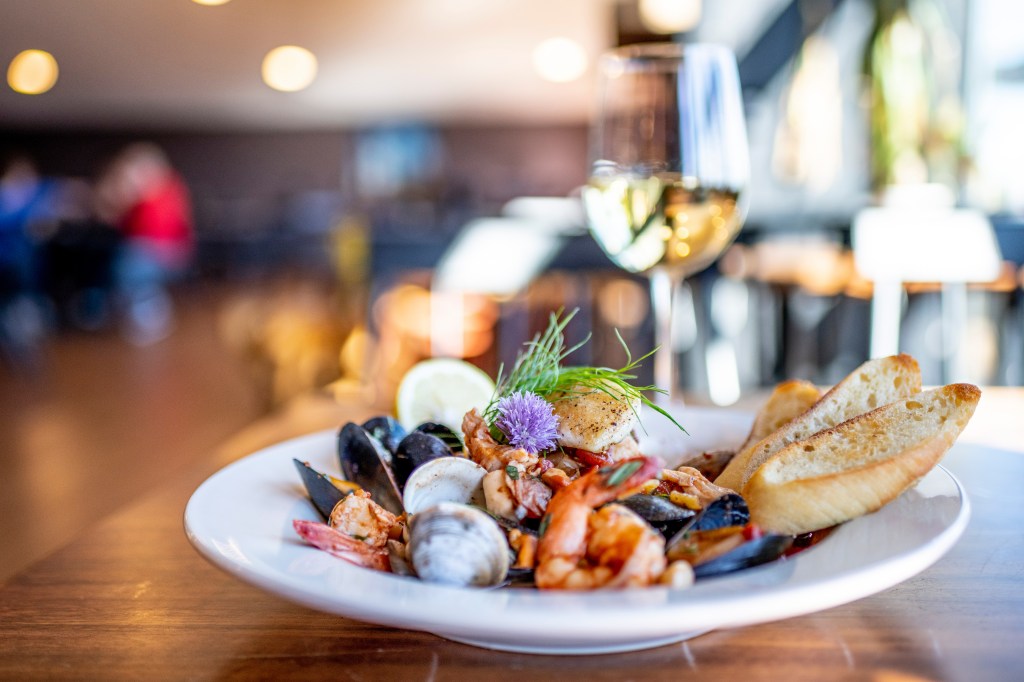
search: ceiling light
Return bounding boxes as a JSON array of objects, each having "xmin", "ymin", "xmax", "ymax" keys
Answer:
[
  {"xmin": 639, "ymin": 0, "xmax": 702, "ymax": 34},
  {"xmin": 7, "ymin": 49, "xmax": 59, "ymax": 95},
  {"xmin": 532, "ymin": 38, "xmax": 588, "ymax": 83},
  {"xmin": 261, "ymin": 46, "xmax": 318, "ymax": 92},
  {"xmin": 192, "ymin": 0, "xmax": 232, "ymax": 5}
]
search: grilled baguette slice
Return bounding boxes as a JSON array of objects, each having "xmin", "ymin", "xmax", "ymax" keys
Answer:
[
  {"xmin": 714, "ymin": 354, "xmax": 921, "ymax": 491},
  {"xmin": 737, "ymin": 380, "xmax": 822, "ymax": 453},
  {"xmin": 744, "ymin": 383, "xmax": 980, "ymax": 535}
]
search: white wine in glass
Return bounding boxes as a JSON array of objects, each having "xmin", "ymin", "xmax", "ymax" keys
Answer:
[{"xmin": 584, "ymin": 43, "xmax": 749, "ymax": 399}]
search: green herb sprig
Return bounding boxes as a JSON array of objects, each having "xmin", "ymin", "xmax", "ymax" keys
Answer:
[{"xmin": 483, "ymin": 309, "xmax": 685, "ymax": 433}]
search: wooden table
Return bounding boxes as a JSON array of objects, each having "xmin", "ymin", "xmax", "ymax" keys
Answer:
[{"xmin": 2, "ymin": 390, "xmax": 1022, "ymax": 680}]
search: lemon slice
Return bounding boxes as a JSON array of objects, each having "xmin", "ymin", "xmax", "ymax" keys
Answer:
[{"xmin": 396, "ymin": 358, "xmax": 496, "ymax": 433}]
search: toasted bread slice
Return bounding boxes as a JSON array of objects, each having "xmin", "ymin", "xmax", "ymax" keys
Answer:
[
  {"xmin": 737, "ymin": 380, "xmax": 821, "ymax": 453},
  {"xmin": 714, "ymin": 354, "xmax": 921, "ymax": 491},
  {"xmin": 744, "ymin": 383, "xmax": 980, "ymax": 535}
]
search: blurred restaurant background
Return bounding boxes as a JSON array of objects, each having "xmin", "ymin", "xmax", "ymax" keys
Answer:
[{"xmin": 1, "ymin": 0, "xmax": 1022, "ymax": 577}]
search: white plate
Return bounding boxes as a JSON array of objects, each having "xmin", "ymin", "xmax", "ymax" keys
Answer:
[{"xmin": 184, "ymin": 406, "xmax": 970, "ymax": 655}]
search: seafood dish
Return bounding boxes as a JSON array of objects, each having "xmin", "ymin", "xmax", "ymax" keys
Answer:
[{"xmin": 291, "ymin": 310, "xmax": 980, "ymax": 591}]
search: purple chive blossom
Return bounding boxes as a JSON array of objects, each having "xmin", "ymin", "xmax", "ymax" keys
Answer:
[{"xmin": 495, "ymin": 391, "xmax": 560, "ymax": 454}]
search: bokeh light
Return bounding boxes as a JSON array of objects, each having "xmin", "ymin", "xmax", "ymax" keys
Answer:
[
  {"xmin": 261, "ymin": 46, "xmax": 318, "ymax": 92},
  {"xmin": 532, "ymin": 38, "xmax": 588, "ymax": 83},
  {"xmin": 7, "ymin": 49, "xmax": 59, "ymax": 95}
]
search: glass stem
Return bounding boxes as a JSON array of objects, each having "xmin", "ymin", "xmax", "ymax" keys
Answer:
[{"xmin": 649, "ymin": 267, "xmax": 681, "ymax": 404}]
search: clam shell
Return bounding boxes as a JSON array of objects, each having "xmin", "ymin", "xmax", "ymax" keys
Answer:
[
  {"xmin": 408, "ymin": 502, "xmax": 510, "ymax": 587},
  {"xmin": 402, "ymin": 456, "xmax": 487, "ymax": 515}
]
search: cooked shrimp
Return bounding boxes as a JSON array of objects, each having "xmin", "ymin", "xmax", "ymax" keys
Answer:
[
  {"xmin": 549, "ymin": 384, "xmax": 641, "ymax": 454},
  {"xmin": 328, "ymin": 490, "xmax": 402, "ymax": 548},
  {"xmin": 535, "ymin": 456, "xmax": 666, "ymax": 589},
  {"xmin": 466, "ymin": 409, "xmax": 554, "ymax": 519},
  {"xmin": 293, "ymin": 520, "xmax": 391, "ymax": 571},
  {"xmin": 659, "ymin": 466, "xmax": 735, "ymax": 507},
  {"xmin": 463, "ymin": 408, "xmax": 540, "ymax": 472}
]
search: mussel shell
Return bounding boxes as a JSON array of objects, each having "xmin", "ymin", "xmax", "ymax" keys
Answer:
[
  {"xmin": 678, "ymin": 450, "xmax": 736, "ymax": 481},
  {"xmin": 693, "ymin": 534, "xmax": 793, "ymax": 579},
  {"xmin": 618, "ymin": 494, "xmax": 697, "ymax": 538},
  {"xmin": 293, "ymin": 458, "xmax": 350, "ymax": 520},
  {"xmin": 337, "ymin": 422, "xmax": 404, "ymax": 515},
  {"xmin": 402, "ymin": 456, "xmax": 487, "ymax": 515},
  {"xmin": 414, "ymin": 422, "xmax": 463, "ymax": 453},
  {"xmin": 666, "ymin": 493, "xmax": 749, "ymax": 557},
  {"xmin": 682, "ymin": 493, "xmax": 749, "ymax": 534},
  {"xmin": 361, "ymin": 416, "xmax": 407, "ymax": 455},
  {"xmin": 408, "ymin": 502, "xmax": 510, "ymax": 587},
  {"xmin": 393, "ymin": 431, "xmax": 455, "ymax": 488}
]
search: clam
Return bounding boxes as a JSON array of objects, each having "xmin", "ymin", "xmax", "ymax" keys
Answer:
[
  {"xmin": 337, "ymin": 422, "xmax": 404, "ymax": 515},
  {"xmin": 402, "ymin": 456, "xmax": 487, "ymax": 515},
  {"xmin": 392, "ymin": 431, "xmax": 455, "ymax": 488},
  {"xmin": 293, "ymin": 458, "xmax": 353, "ymax": 520},
  {"xmin": 407, "ymin": 502, "xmax": 510, "ymax": 587}
]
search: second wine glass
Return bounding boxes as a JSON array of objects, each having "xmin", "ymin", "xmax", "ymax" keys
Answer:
[{"xmin": 583, "ymin": 42, "xmax": 750, "ymax": 401}]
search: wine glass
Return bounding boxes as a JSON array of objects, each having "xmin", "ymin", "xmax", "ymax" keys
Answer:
[{"xmin": 583, "ymin": 43, "xmax": 749, "ymax": 401}]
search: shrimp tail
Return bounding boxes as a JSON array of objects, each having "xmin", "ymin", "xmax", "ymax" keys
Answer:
[{"xmin": 293, "ymin": 519, "xmax": 391, "ymax": 571}]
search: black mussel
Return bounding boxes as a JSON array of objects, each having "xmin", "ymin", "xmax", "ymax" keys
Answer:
[
  {"xmin": 693, "ymin": 534, "xmax": 793, "ymax": 579},
  {"xmin": 677, "ymin": 450, "xmax": 736, "ymax": 481},
  {"xmin": 293, "ymin": 458, "xmax": 352, "ymax": 520},
  {"xmin": 665, "ymin": 493, "xmax": 749, "ymax": 558},
  {"xmin": 414, "ymin": 422, "xmax": 463, "ymax": 453},
  {"xmin": 337, "ymin": 422, "xmax": 404, "ymax": 515},
  {"xmin": 506, "ymin": 567, "xmax": 536, "ymax": 586},
  {"xmin": 361, "ymin": 416, "xmax": 407, "ymax": 456},
  {"xmin": 682, "ymin": 493, "xmax": 749, "ymax": 534},
  {"xmin": 618, "ymin": 494, "xmax": 697, "ymax": 538},
  {"xmin": 392, "ymin": 431, "xmax": 455, "ymax": 488}
]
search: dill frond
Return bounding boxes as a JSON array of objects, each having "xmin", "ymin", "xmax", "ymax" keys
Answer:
[{"xmin": 483, "ymin": 309, "xmax": 686, "ymax": 433}]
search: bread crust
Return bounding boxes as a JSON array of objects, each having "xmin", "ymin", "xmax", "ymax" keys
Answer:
[
  {"xmin": 737, "ymin": 380, "xmax": 821, "ymax": 453},
  {"xmin": 743, "ymin": 383, "xmax": 980, "ymax": 535},
  {"xmin": 714, "ymin": 354, "xmax": 921, "ymax": 491}
]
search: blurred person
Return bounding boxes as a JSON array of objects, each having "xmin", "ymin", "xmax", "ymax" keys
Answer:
[
  {"xmin": 96, "ymin": 143, "xmax": 195, "ymax": 345},
  {"xmin": 0, "ymin": 155, "xmax": 57, "ymax": 369}
]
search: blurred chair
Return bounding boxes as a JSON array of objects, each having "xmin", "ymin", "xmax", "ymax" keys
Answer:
[{"xmin": 853, "ymin": 186, "xmax": 1002, "ymax": 383}]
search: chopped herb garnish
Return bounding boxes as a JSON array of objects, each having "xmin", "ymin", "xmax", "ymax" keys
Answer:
[
  {"xmin": 538, "ymin": 514, "xmax": 551, "ymax": 537},
  {"xmin": 604, "ymin": 459, "xmax": 643, "ymax": 487},
  {"xmin": 505, "ymin": 465, "xmax": 520, "ymax": 480}
]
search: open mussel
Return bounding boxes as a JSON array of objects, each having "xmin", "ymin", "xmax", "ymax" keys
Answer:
[
  {"xmin": 361, "ymin": 416, "xmax": 406, "ymax": 456},
  {"xmin": 293, "ymin": 459, "xmax": 354, "ymax": 520},
  {"xmin": 337, "ymin": 422, "xmax": 404, "ymax": 515},
  {"xmin": 407, "ymin": 502, "xmax": 510, "ymax": 587},
  {"xmin": 678, "ymin": 493, "xmax": 749, "ymax": 535},
  {"xmin": 692, "ymin": 534, "xmax": 793, "ymax": 578},
  {"xmin": 665, "ymin": 493, "xmax": 750, "ymax": 564},
  {"xmin": 393, "ymin": 431, "xmax": 455, "ymax": 488},
  {"xmin": 618, "ymin": 494, "xmax": 697, "ymax": 538},
  {"xmin": 414, "ymin": 422, "xmax": 463, "ymax": 453}
]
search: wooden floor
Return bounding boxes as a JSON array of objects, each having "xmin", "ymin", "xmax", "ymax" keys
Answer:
[{"xmin": 0, "ymin": 285, "xmax": 264, "ymax": 583}]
